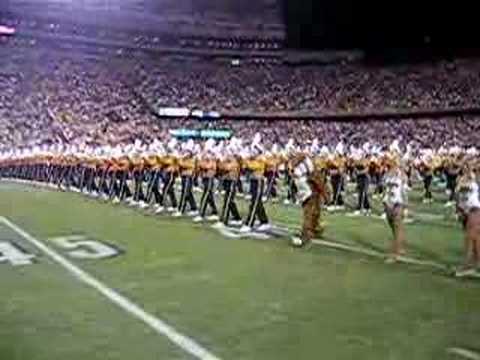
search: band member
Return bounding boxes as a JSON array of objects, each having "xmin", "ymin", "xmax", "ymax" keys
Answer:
[
  {"xmin": 56, "ymin": 150, "xmax": 71, "ymax": 191},
  {"xmin": 144, "ymin": 142, "xmax": 165, "ymax": 212},
  {"xmin": 194, "ymin": 140, "xmax": 219, "ymax": 222},
  {"xmin": 416, "ymin": 152, "xmax": 434, "ymax": 203},
  {"xmin": 284, "ymin": 167, "xmax": 298, "ymax": 205},
  {"xmin": 96, "ymin": 148, "xmax": 111, "ymax": 199},
  {"xmin": 173, "ymin": 140, "xmax": 198, "ymax": 217},
  {"xmin": 263, "ymin": 144, "xmax": 282, "ymax": 203},
  {"xmin": 240, "ymin": 135, "xmax": 270, "ymax": 233},
  {"xmin": 383, "ymin": 157, "xmax": 408, "ymax": 261},
  {"xmin": 130, "ymin": 145, "xmax": 148, "ymax": 208},
  {"xmin": 328, "ymin": 154, "xmax": 345, "ymax": 209},
  {"xmin": 283, "ymin": 139, "xmax": 298, "ymax": 205},
  {"xmin": 370, "ymin": 154, "xmax": 385, "ymax": 196},
  {"xmin": 454, "ymin": 163, "xmax": 480, "ymax": 277},
  {"xmin": 108, "ymin": 147, "xmax": 129, "ymax": 203},
  {"xmin": 290, "ymin": 152, "xmax": 330, "ymax": 247},
  {"xmin": 116, "ymin": 147, "xmax": 134, "ymax": 202},
  {"xmin": 214, "ymin": 141, "xmax": 243, "ymax": 228},
  {"xmin": 80, "ymin": 149, "xmax": 95, "ymax": 194},
  {"xmin": 158, "ymin": 140, "xmax": 179, "ymax": 212},
  {"xmin": 352, "ymin": 150, "xmax": 371, "ymax": 215},
  {"xmin": 444, "ymin": 150, "xmax": 462, "ymax": 206},
  {"xmin": 81, "ymin": 150, "xmax": 94, "ymax": 196}
]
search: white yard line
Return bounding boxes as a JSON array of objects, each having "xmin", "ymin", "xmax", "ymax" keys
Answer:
[
  {"xmin": 0, "ymin": 216, "xmax": 221, "ymax": 360},
  {"xmin": 447, "ymin": 347, "xmax": 480, "ymax": 360}
]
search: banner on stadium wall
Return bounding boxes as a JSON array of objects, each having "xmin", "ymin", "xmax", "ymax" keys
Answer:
[
  {"xmin": 156, "ymin": 107, "xmax": 190, "ymax": 117},
  {"xmin": 169, "ymin": 129, "xmax": 198, "ymax": 138},
  {"xmin": 156, "ymin": 107, "xmax": 221, "ymax": 119},
  {"xmin": 169, "ymin": 129, "xmax": 232, "ymax": 139},
  {"xmin": 190, "ymin": 110, "xmax": 221, "ymax": 119},
  {"xmin": 200, "ymin": 130, "xmax": 231, "ymax": 139}
]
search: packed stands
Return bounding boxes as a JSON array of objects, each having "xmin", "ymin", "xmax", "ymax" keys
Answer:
[{"xmin": 1, "ymin": 40, "xmax": 480, "ymax": 150}]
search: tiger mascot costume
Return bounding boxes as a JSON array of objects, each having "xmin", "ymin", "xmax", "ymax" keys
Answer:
[{"xmin": 289, "ymin": 153, "xmax": 330, "ymax": 247}]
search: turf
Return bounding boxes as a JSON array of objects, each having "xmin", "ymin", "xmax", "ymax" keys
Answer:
[
  {"xmin": 0, "ymin": 182, "xmax": 479, "ymax": 360},
  {"xmin": 0, "ymin": 214, "xmax": 188, "ymax": 360}
]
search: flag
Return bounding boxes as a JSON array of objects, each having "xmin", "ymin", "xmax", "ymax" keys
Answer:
[{"xmin": 0, "ymin": 25, "xmax": 15, "ymax": 35}]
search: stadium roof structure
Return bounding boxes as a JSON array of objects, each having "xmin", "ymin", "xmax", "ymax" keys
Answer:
[{"xmin": 0, "ymin": 0, "xmax": 283, "ymax": 32}]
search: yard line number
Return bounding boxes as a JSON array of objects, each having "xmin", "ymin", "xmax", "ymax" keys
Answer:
[
  {"xmin": 49, "ymin": 235, "xmax": 121, "ymax": 260},
  {"xmin": 0, "ymin": 235, "xmax": 121, "ymax": 266},
  {"xmin": 0, "ymin": 241, "xmax": 35, "ymax": 266}
]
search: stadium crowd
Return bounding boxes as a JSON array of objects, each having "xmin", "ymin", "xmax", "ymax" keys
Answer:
[
  {"xmin": 134, "ymin": 57, "xmax": 480, "ymax": 113},
  {"xmin": 1, "ymin": 42, "xmax": 480, "ymax": 151}
]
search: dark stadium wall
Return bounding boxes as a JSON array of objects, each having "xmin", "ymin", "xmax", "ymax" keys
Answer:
[
  {"xmin": 283, "ymin": 0, "xmax": 358, "ymax": 49},
  {"xmin": 283, "ymin": 0, "xmax": 480, "ymax": 60}
]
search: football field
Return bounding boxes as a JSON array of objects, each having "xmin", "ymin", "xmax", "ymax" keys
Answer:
[{"xmin": 1, "ymin": 181, "xmax": 479, "ymax": 360}]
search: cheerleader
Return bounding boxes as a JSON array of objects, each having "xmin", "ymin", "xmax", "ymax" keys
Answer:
[
  {"xmin": 454, "ymin": 164, "xmax": 480, "ymax": 277},
  {"xmin": 383, "ymin": 157, "xmax": 409, "ymax": 261}
]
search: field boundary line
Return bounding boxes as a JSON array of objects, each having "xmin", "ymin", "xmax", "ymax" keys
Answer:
[{"xmin": 0, "ymin": 216, "xmax": 221, "ymax": 360}]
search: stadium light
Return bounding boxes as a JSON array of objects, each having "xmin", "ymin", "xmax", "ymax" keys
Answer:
[{"xmin": 0, "ymin": 25, "xmax": 15, "ymax": 35}]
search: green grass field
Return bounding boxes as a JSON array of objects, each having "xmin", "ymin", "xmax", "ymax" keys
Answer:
[{"xmin": 0, "ymin": 181, "xmax": 479, "ymax": 360}]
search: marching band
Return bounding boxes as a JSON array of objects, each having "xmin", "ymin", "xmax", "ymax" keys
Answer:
[{"xmin": 1, "ymin": 135, "xmax": 479, "ymax": 276}]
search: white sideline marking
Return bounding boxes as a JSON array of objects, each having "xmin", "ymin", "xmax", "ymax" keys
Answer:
[
  {"xmin": 447, "ymin": 347, "xmax": 480, "ymax": 360},
  {"xmin": 394, "ymin": 255, "xmax": 447, "ymax": 271},
  {"xmin": 277, "ymin": 222, "xmax": 451, "ymax": 272},
  {"xmin": 311, "ymin": 239, "xmax": 385, "ymax": 259},
  {"xmin": 311, "ymin": 239, "xmax": 451, "ymax": 271},
  {"xmin": 0, "ymin": 217, "xmax": 221, "ymax": 360}
]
